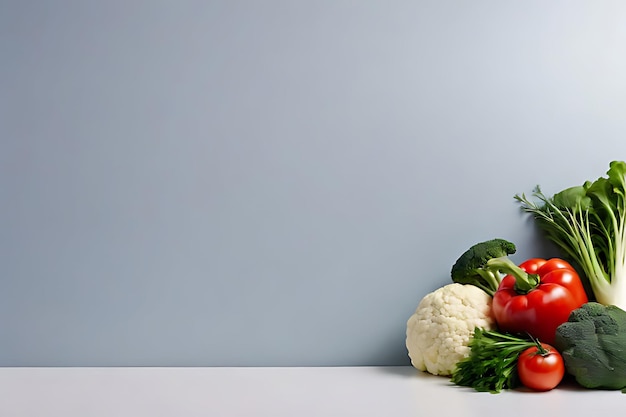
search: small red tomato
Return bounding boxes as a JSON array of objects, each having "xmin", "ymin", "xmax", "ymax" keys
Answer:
[{"xmin": 517, "ymin": 343, "xmax": 565, "ymax": 391}]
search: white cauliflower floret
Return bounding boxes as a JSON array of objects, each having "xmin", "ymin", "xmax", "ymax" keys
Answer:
[{"xmin": 406, "ymin": 283, "xmax": 495, "ymax": 376}]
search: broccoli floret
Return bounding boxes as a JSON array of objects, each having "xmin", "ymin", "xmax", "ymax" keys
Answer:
[
  {"xmin": 450, "ymin": 238, "xmax": 517, "ymax": 296},
  {"xmin": 554, "ymin": 302, "xmax": 626, "ymax": 391}
]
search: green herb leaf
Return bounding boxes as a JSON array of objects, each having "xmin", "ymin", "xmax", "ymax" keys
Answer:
[{"xmin": 451, "ymin": 327, "xmax": 536, "ymax": 393}]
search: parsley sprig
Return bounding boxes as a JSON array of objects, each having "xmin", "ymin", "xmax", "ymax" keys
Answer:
[{"xmin": 451, "ymin": 327, "xmax": 536, "ymax": 393}]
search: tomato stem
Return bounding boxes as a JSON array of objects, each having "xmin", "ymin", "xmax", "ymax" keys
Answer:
[{"xmin": 527, "ymin": 333, "xmax": 550, "ymax": 355}]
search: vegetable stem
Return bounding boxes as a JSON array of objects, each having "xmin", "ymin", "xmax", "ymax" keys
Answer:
[{"xmin": 486, "ymin": 257, "xmax": 539, "ymax": 294}]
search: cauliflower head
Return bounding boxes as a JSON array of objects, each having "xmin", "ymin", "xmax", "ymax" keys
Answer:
[{"xmin": 406, "ymin": 283, "xmax": 496, "ymax": 376}]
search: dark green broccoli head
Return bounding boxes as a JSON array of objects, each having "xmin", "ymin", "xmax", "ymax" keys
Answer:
[
  {"xmin": 566, "ymin": 301, "xmax": 620, "ymax": 335},
  {"xmin": 450, "ymin": 238, "xmax": 517, "ymax": 296},
  {"xmin": 555, "ymin": 302, "xmax": 626, "ymax": 390}
]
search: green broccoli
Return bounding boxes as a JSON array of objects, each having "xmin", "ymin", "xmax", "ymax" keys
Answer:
[
  {"xmin": 450, "ymin": 238, "xmax": 517, "ymax": 296},
  {"xmin": 554, "ymin": 302, "xmax": 626, "ymax": 391}
]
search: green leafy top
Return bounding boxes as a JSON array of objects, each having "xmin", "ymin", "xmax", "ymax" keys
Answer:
[
  {"xmin": 515, "ymin": 160, "xmax": 626, "ymax": 310},
  {"xmin": 451, "ymin": 328, "xmax": 536, "ymax": 393}
]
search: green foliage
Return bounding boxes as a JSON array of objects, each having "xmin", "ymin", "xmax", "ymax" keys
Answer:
[
  {"xmin": 451, "ymin": 328, "xmax": 536, "ymax": 393},
  {"xmin": 554, "ymin": 302, "xmax": 626, "ymax": 391},
  {"xmin": 515, "ymin": 160, "xmax": 626, "ymax": 310},
  {"xmin": 450, "ymin": 238, "xmax": 517, "ymax": 296}
]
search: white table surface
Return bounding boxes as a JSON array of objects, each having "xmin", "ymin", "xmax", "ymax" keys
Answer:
[{"xmin": 0, "ymin": 366, "xmax": 622, "ymax": 416}]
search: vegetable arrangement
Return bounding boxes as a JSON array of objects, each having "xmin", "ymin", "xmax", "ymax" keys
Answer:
[{"xmin": 406, "ymin": 160, "xmax": 626, "ymax": 393}]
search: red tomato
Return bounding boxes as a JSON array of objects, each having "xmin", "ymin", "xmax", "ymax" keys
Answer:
[{"xmin": 517, "ymin": 343, "xmax": 565, "ymax": 391}]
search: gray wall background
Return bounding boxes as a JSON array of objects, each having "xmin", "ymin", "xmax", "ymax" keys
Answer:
[{"xmin": 2, "ymin": 1, "xmax": 626, "ymax": 366}]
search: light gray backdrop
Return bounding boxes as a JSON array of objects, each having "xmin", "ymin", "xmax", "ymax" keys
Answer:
[{"xmin": 2, "ymin": 1, "xmax": 626, "ymax": 366}]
